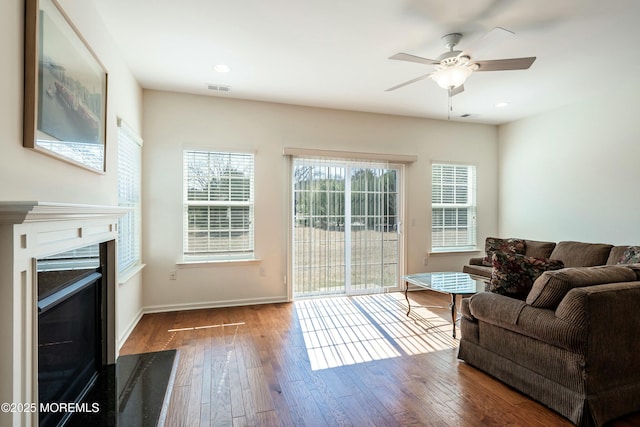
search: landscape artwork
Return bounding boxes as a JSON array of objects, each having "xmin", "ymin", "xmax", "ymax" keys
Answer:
[{"xmin": 24, "ymin": 0, "xmax": 107, "ymax": 172}]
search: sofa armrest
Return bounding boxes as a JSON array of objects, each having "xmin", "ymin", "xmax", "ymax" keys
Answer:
[
  {"xmin": 460, "ymin": 297, "xmax": 474, "ymax": 321},
  {"xmin": 563, "ymin": 282, "xmax": 640, "ymax": 390},
  {"xmin": 469, "ymin": 257, "xmax": 485, "ymax": 266},
  {"xmin": 468, "ymin": 292, "xmax": 526, "ymax": 325}
]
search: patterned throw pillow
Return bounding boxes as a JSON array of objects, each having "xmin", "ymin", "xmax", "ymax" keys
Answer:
[
  {"xmin": 489, "ymin": 252, "xmax": 564, "ymax": 300},
  {"xmin": 618, "ymin": 246, "xmax": 640, "ymax": 264},
  {"xmin": 482, "ymin": 237, "xmax": 526, "ymax": 266}
]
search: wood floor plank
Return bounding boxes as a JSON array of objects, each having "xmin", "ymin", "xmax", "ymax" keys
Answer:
[
  {"xmin": 199, "ymin": 403, "xmax": 210, "ymax": 427},
  {"xmin": 227, "ymin": 339, "xmax": 247, "ymax": 419},
  {"xmin": 173, "ymin": 343, "xmax": 194, "ymax": 388},
  {"xmin": 120, "ymin": 291, "xmax": 640, "ymax": 426},
  {"xmin": 186, "ymin": 332, "xmax": 205, "ymax": 427},
  {"xmin": 245, "ymin": 366, "xmax": 276, "ymax": 414},
  {"xmin": 260, "ymin": 359, "xmax": 297, "ymax": 427},
  {"xmin": 284, "ymin": 379, "xmax": 333, "ymax": 427},
  {"xmin": 164, "ymin": 385, "xmax": 190, "ymax": 427},
  {"xmin": 338, "ymin": 390, "xmax": 396, "ymax": 427}
]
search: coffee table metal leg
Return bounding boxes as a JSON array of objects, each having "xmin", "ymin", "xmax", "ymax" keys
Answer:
[
  {"xmin": 450, "ymin": 293, "xmax": 457, "ymax": 338},
  {"xmin": 405, "ymin": 281, "xmax": 411, "ymax": 316}
]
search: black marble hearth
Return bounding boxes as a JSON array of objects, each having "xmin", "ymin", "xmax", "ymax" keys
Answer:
[{"xmin": 66, "ymin": 350, "xmax": 177, "ymax": 427}]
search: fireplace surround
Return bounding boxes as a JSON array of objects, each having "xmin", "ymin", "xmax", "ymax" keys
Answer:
[{"xmin": 0, "ymin": 202, "xmax": 129, "ymax": 427}]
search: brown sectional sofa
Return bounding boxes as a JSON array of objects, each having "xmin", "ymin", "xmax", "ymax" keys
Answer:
[
  {"xmin": 458, "ymin": 239, "xmax": 640, "ymax": 427},
  {"xmin": 462, "ymin": 239, "xmax": 630, "ymax": 278}
]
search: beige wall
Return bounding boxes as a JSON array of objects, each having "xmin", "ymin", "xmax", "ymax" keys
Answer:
[
  {"xmin": 0, "ymin": 0, "xmax": 142, "ymax": 205},
  {"xmin": 142, "ymin": 90, "xmax": 499, "ymax": 311},
  {"xmin": 0, "ymin": 0, "xmax": 143, "ymax": 413},
  {"xmin": 498, "ymin": 87, "xmax": 640, "ymax": 245}
]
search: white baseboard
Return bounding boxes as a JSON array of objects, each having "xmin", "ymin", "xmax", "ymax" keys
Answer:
[
  {"xmin": 142, "ymin": 296, "xmax": 289, "ymax": 315},
  {"xmin": 117, "ymin": 307, "xmax": 144, "ymax": 352}
]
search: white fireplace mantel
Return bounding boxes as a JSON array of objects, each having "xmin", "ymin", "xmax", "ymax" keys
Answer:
[
  {"xmin": 0, "ymin": 201, "xmax": 130, "ymax": 224},
  {"xmin": 0, "ymin": 201, "xmax": 129, "ymax": 427}
]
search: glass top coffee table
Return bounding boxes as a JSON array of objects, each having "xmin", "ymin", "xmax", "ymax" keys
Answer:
[{"xmin": 403, "ymin": 272, "xmax": 486, "ymax": 338}]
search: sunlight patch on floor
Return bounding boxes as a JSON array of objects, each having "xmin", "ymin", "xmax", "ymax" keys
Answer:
[
  {"xmin": 167, "ymin": 322, "xmax": 245, "ymax": 332},
  {"xmin": 295, "ymin": 293, "xmax": 455, "ymax": 371}
]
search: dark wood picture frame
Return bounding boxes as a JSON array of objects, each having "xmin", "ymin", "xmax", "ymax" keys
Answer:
[{"xmin": 24, "ymin": 0, "xmax": 108, "ymax": 173}]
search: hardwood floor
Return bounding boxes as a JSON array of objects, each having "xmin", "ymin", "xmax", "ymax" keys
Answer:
[{"xmin": 120, "ymin": 291, "xmax": 640, "ymax": 427}]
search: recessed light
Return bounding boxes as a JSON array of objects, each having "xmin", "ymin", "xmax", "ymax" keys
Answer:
[
  {"xmin": 495, "ymin": 101, "xmax": 510, "ymax": 108},
  {"xmin": 213, "ymin": 64, "xmax": 231, "ymax": 73}
]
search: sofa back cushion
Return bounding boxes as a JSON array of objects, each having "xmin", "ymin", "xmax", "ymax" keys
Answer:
[
  {"xmin": 548, "ymin": 241, "xmax": 613, "ymax": 267},
  {"xmin": 523, "ymin": 240, "xmax": 556, "ymax": 259},
  {"xmin": 489, "ymin": 252, "xmax": 564, "ymax": 300},
  {"xmin": 526, "ymin": 265, "xmax": 637, "ymax": 309}
]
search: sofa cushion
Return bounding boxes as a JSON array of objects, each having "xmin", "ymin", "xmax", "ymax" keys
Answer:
[
  {"xmin": 617, "ymin": 246, "xmax": 640, "ymax": 264},
  {"xmin": 523, "ymin": 240, "xmax": 556, "ymax": 259},
  {"xmin": 488, "ymin": 252, "xmax": 564, "ymax": 300},
  {"xmin": 548, "ymin": 241, "xmax": 613, "ymax": 267},
  {"xmin": 468, "ymin": 292, "xmax": 527, "ymax": 325},
  {"xmin": 482, "ymin": 237, "xmax": 526, "ymax": 266},
  {"xmin": 624, "ymin": 263, "xmax": 640, "ymax": 280},
  {"xmin": 526, "ymin": 265, "xmax": 637, "ymax": 309}
]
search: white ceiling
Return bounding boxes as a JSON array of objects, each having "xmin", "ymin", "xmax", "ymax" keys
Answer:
[{"xmin": 92, "ymin": 0, "xmax": 640, "ymax": 124}]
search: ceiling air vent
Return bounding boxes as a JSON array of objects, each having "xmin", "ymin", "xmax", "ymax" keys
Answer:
[{"xmin": 207, "ymin": 84, "xmax": 231, "ymax": 92}]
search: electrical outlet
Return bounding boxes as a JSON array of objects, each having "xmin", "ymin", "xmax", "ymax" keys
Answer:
[
  {"xmin": 169, "ymin": 270, "xmax": 177, "ymax": 280},
  {"xmin": 259, "ymin": 267, "xmax": 266, "ymax": 277},
  {"xmin": 423, "ymin": 255, "xmax": 429, "ymax": 266}
]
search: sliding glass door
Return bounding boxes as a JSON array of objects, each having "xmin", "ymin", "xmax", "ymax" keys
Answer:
[{"xmin": 292, "ymin": 158, "xmax": 401, "ymax": 298}]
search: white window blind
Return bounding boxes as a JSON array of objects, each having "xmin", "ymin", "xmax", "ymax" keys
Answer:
[
  {"xmin": 117, "ymin": 119, "xmax": 142, "ymax": 273},
  {"xmin": 183, "ymin": 150, "xmax": 255, "ymax": 260},
  {"xmin": 431, "ymin": 163, "xmax": 477, "ymax": 252}
]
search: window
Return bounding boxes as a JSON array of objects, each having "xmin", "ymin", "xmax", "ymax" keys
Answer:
[
  {"xmin": 431, "ymin": 163, "xmax": 477, "ymax": 252},
  {"xmin": 183, "ymin": 150, "xmax": 254, "ymax": 260},
  {"xmin": 117, "ymin": 119, "xmax": 142, "ymax": 273},
  {"xmin": 292, "ymin": 157, "xmax": 401, "ymax": 297}
]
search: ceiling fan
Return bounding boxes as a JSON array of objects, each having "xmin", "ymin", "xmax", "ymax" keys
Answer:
[{"xmin": 386, "ymin": 27, "xmax": 536, "ymax": 97}]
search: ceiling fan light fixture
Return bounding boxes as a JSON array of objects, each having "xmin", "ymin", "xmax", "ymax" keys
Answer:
[
  {"xmin": 213, "ymin": 64, "xmax": 231, "ymax": 73},
  {"xmin": 431, "ymin": 64, "xmax": 474, "ymax": 89}
]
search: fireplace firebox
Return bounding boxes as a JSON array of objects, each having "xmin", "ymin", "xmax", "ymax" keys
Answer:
[{"xmin": 37, "ymin": 243, "xmax": 107, "ymax": 427}]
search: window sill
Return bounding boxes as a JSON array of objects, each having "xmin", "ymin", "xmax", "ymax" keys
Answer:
[
  {"xmin": 118, "ymin": 263, "xmax": 146, "ymax": 285},
  {"xmin": 429, "ymin": 249, "xmax": 481, "ymax": 256},
  {"xmin": 177, "ymin": 258, "xmax": 262, "ymax": 268}
]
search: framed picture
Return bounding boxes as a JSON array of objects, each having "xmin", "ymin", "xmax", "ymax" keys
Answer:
[{"xmin": 24, "ymin": 0, "xmax": 108, "ymax": 173}]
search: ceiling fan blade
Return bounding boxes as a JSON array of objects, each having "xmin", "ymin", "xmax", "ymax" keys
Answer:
[
  {"xmin": 449, "ymin": 85, "xmax": 464, "ymax": 97},
  {"xmin": 474, "ymin": 57, "xmax": 536, "ymax": 71},
  {"xmin": 389, "ymin": 52, "xmax": 439, "ymax": 66},
  {"xmin": 466, "ymin": 26, "xmax": 514, "ymax": 59},
  {"xmin": 385, "ymin": 73, "xmax": 432, "ymax": 91}
]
